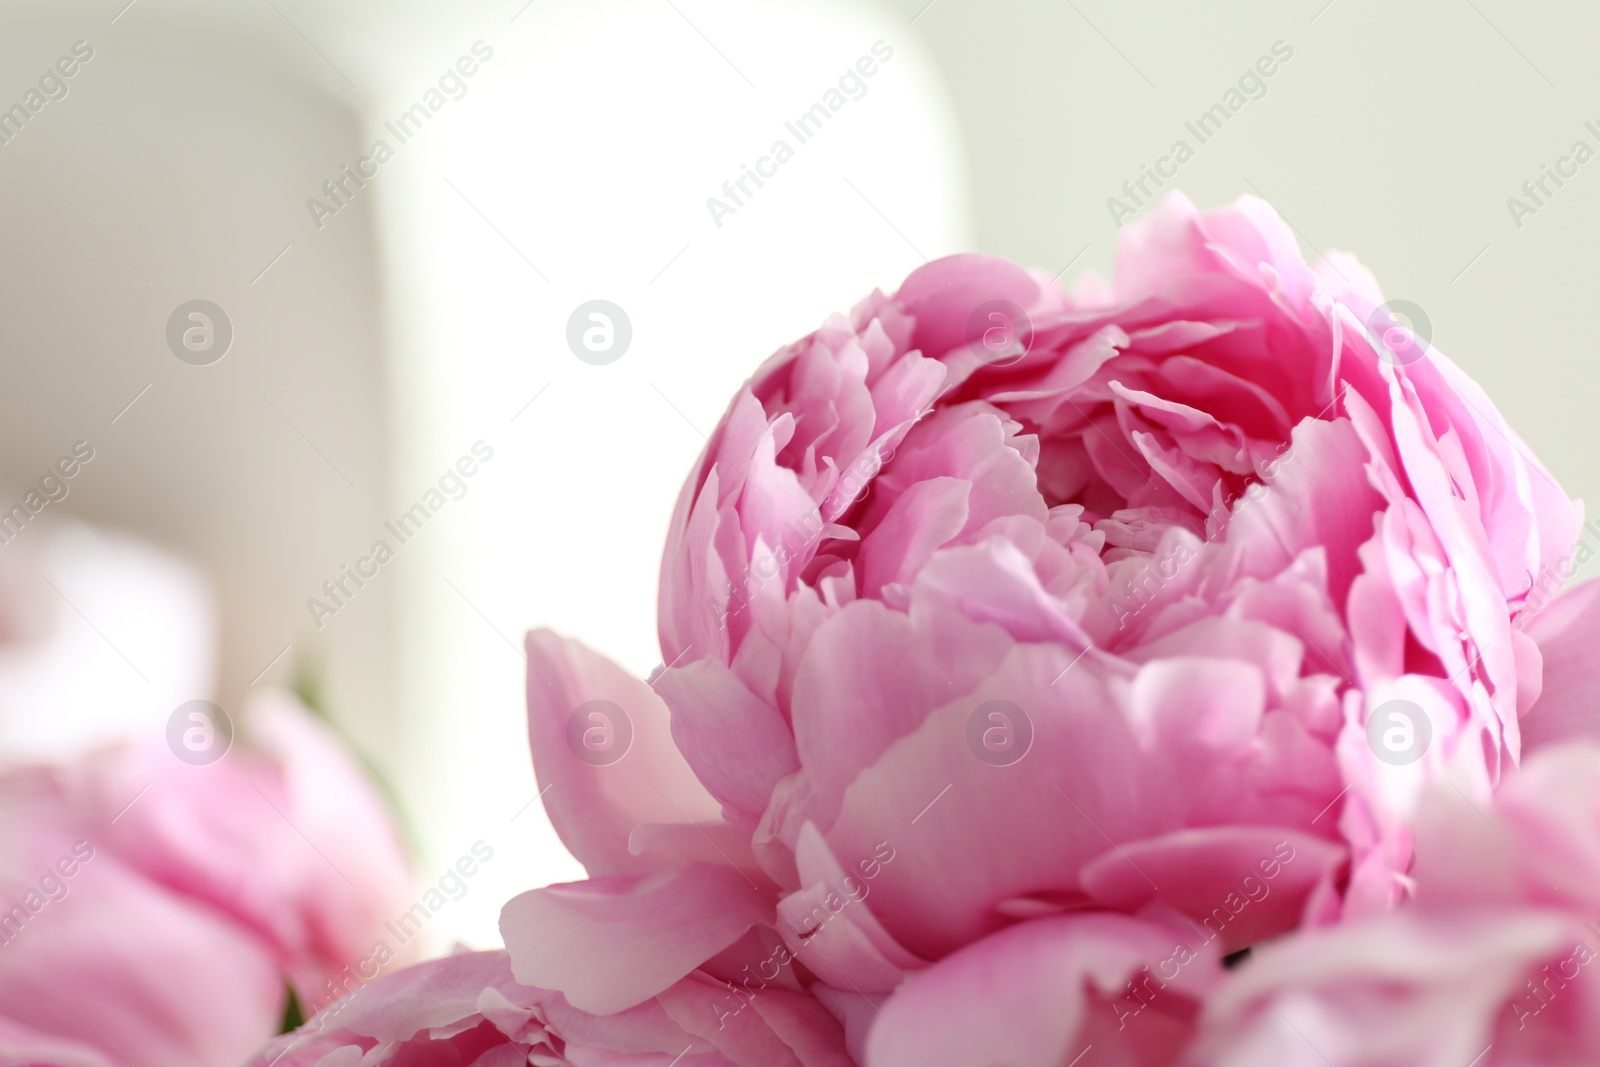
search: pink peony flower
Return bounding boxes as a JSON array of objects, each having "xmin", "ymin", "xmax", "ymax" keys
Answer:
[
  {"xmin": 1188, "ymin": 741, "xmax": 1600, "ymax": 1066},
  {"xmin": 0, "ymin": 690, "xmax": 412, "ymax": 1067},
  {"xmin": 653, "ymin": 189, "xmax": 1578, "ymax": 928},
  {"xmin": 491, "ymin": 191, "xmax": 1589, "ymax": 1065}
]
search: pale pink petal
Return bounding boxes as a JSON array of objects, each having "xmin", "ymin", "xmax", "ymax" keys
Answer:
[
  {"xmin": 500, "ymin": 865, "xmax": 774, "ymax": 1014},
  {"xmin": 525, "ymin": 630, "xmax": 722, "ymax": 877}
]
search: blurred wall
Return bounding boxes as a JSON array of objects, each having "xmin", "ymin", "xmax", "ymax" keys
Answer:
[{"xmin": 0, "ymin": 5, "xmax": 397, "ymax": 770}]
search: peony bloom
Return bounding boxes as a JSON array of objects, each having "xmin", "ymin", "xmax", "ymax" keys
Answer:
[
  {"xmin": 652, "ymin": 189, "xmax": 1579, "ymax": 929},
  {"xmin": 494, "ymin": 190, "xmax": 1592, "ymax": 1065},
  {"xmin": 0, "ymin": 690, "xmax": 411, "ymax": 1067},
  {"xmin": 1188, "ymin": 741, "xmax": 1600, "ymax": 1066}
]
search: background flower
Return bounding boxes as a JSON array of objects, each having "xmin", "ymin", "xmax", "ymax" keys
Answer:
[{"xmin": 0, "ymin": 689, "xmax": 411, "ymax": 1067}]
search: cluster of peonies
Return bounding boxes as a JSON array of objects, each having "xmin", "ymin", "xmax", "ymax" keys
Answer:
[{"xmin": 40, "ymin": 190, "xmax": 1600, "ymax": 1066}]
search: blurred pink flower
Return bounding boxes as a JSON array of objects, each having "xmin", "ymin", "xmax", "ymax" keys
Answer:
[
  {"xmin": 0, "ymin": 690, "xmax": 411, "ymax": 1067},
  {"xmin": 0, "ymin": 519, "xmax": 216, "ymax": 764}
]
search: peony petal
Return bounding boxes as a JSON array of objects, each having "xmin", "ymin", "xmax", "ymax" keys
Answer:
[
  {"xmin": 500, "ymin": 865, "xmax": 774, "ymax": 1014},
  {"xmin": 654, "ymin": 657, "xmax": 800, "ymax": 826},
  {"xmin": 525, "ymin": 630, "xmax": 723, "ymax": 878}
]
